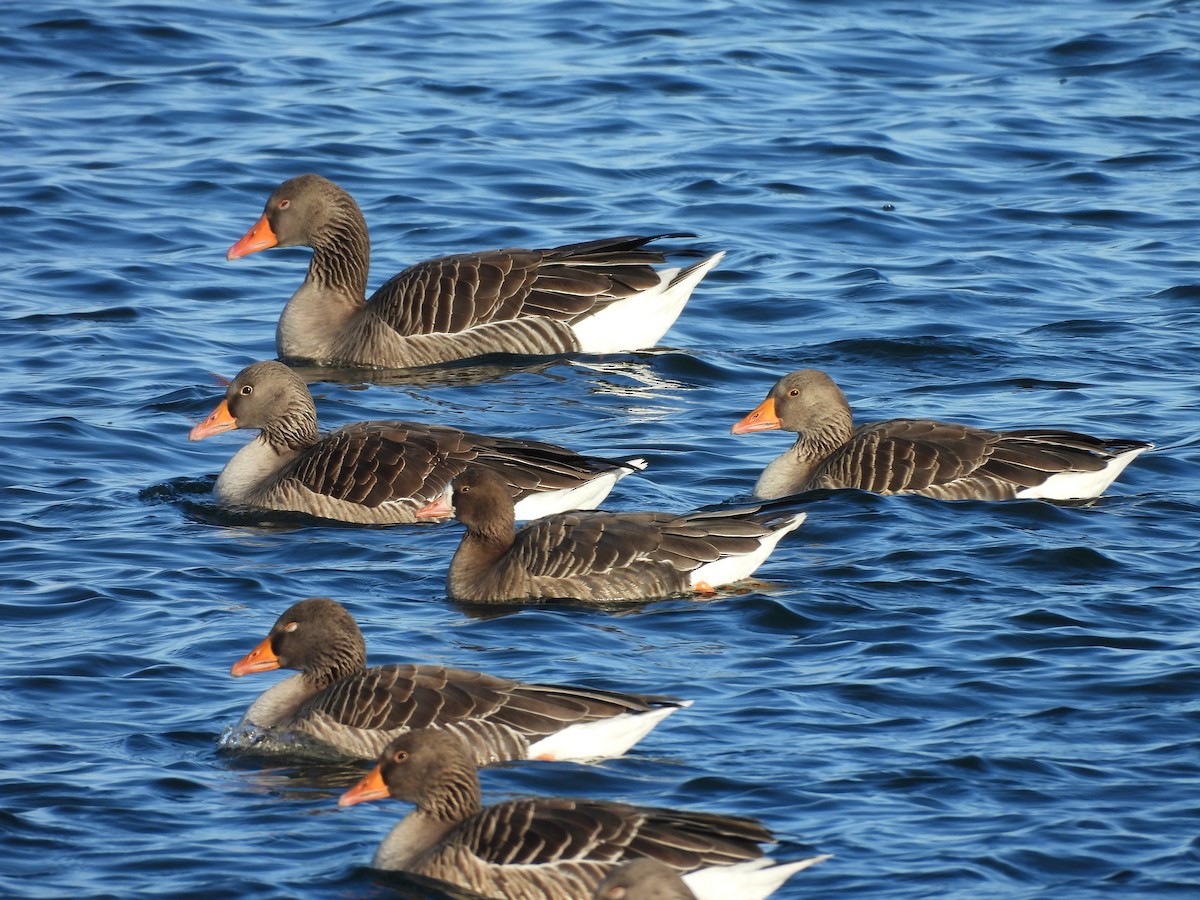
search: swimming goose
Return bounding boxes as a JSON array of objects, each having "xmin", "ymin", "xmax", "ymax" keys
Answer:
[
  {"xmin": 732, "ymin": 368, "xmax": 1152, "ymax": 501},
  {"xmin": 593, "ymin": 859, "xmax": 698, "ymax": 899},
  {"xmin": 416, "ymin": 466, "xmax": 807, "ymax": 602},
  {"xmin": 227, "ymin": 174, "xmax": 723, "ymax": 368},
  {"xmin": 228, "ymin": 598, "xmax": 686, "ymax": 763},
  {"xmin": 338, "ymin": 728, "xmax": 830, "ymax": 900},
  {"xmin": 188, "ymin": 360, "xmax": 644, "ymax": 523}
]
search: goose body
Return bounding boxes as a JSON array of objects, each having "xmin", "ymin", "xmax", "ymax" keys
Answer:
[
  {"xmin": 228, "ymin": 174, "xmax": 723, "ymax": 368},
  {"xmin": 338, "ymin": 728, "xmax": 828, "ymax": 900},
  {"xmin": 417, "ymin": 466, "xmax": 807, "ymax": 603},
  {"xmin": 227, "ymin": 598, "xmax": 687, "ymax": 763},
  {"xmin": 732, "ymin": 369, "xmax": 1152, "ymax": 501},
  {"xmin": 188, "ymin": 360, "xmax": 644, "ymax": 524}
]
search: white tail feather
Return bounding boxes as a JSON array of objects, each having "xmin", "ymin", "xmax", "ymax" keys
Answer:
[
  {"xmin": 1016, "ymin": 445, "xmax": 1151, "ymax": 500},
  {"xmin": 689, "ymin": 512, "xmax": 806, "ymax": 589},
  {"xmin": 571, "ymin": 251, "xmax": 724, "ymax": 353},
  {"xmin": 526, "ymin": 701, "xmax": 692, "ymax": 761},
  {"xmin": 683, "ymin": 854, "xmax": 832, "ymax": 900},
  {"xmin": 512, "ymin": 459, "xmax": 648, "ymax": 520}
]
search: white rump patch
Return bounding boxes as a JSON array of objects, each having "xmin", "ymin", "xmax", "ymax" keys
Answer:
[
  {"xmin": 1015, "ymin": 445, "xmax": 1150, "ymax": 500},
  {"xmin": 526, "ymin": 701, "xmax": 690, "ymax": 761},
  {"xmin": 512, "ymin": 459, "xmax": 647, "ymax": 519},
  {"xmin": 683, "ymin": 854, "xmax": 832, "ymax": 900},
  {"xmin": 571, "ymin": 251, "xmax": 724, "ymax": 353},
  {"xmin": 689, "ymin": 511, "xmax": 806, "ymax": 589}
]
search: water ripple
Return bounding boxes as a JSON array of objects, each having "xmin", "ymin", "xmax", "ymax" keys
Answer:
[{"xmin": 1, "ymin": 1, "xmax": 1197, "ymax": 898}]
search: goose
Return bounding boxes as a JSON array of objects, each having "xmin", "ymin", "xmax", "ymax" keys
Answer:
[
  {"xmin": 227, "ymin": 174, "xmax": 724, "ymax": 368},
  {"xmin": 337, "ymin": 728, "xmax": 830, "ymax": 900},
  {"xmin": 416, "ymin": 465, "xmax": 807, "ymax": 603},
  {"xmin": 732, "ymin": 368, "xmax": 1152, "ymax": 501},
  {"xmin": 593, "ymin": 859, "xmax": 698, "ymax": 899},
  {"xmin": 227, "ymin": 597, "xmax": 687, "ymax": 763},
  {"xmin": 188, "ymin": 360, "xmax": 644, "ymax": 523}
]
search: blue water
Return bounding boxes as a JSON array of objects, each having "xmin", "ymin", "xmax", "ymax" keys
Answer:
[{"xmin": 3, "ymin": 1, "xmax": 1198, "ymax": 897}]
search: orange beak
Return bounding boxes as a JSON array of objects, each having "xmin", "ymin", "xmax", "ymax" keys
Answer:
[
  {"xmin": 731, "ymin": 397, "xmax": 782, "ymax": 434},
  {"xmin": 230, "ymin": 636, "xmax": 281, "ymax": 677},
  {"xmin": 227, "ymin": 214, "xmax": 278, "ymax": 260},
  {"xmin": 415, "ymin": 492, "xmax": 454, "ymax": 520},
  {"xmin": 189, "ymin": 399, "xmax": 238, "ymax": 441},
  {"xmin": 338, "ymin": 764, "xmax": 389, "ymax": 808}
]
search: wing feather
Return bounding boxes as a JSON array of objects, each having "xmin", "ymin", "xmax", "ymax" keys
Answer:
[{"xmin": 363, "ymin": 235, "xmax": 691, "ymax": 338}]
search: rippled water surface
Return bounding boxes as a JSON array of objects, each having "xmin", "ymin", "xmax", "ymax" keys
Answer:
[{"xmin": 3, "ymin": 1, "xmax": 1199, "ymax": 897}]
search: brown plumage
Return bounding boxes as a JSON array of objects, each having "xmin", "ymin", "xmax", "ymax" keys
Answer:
[
  {"xmin": 417, "ymin": 466, "xmax": 807, "ymax": 603},
  {"xmin": 337, "ymin": 728, "xmax": 827, "ymax": 900},
  {"xmin": 732, "ymin": 368, "xmax": 1152, "ymax": 501},
  {"xmin": 593, "ymin": 859, "xmax": 698, "ymax": 899},
  {"xmin": 188, "ymin": 360, "xmax": 643, "ymax": 524},
  {"xmin": 227, "ymin": 174, "xmax": 722, "ymax": 368},
  {"xmin": 226, "ymin": 598, "xmax": 687, "ymax": 763}
]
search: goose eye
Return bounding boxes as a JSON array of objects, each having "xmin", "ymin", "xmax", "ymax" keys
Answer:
[
  {"xmin": 788, "ymin": 388, "xmax": 799, "ymax": 397},
  {"xmin": 459, "ymin": 485, "xmax": 471, "ymax": 494},
  {"xmin": 240, "ymin": 384, "xmax": 253, "ymax": 396},
  {"xmin": 283, "ymin": 621, "xmax": 299, "ymax": 633},
  {"xmin": 278, "ymin": 198, "xmax": 290, "ymax": 210},
  {"xmin": 392, "ymin": 749, "xmax": 409, "ymax": 764}
]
